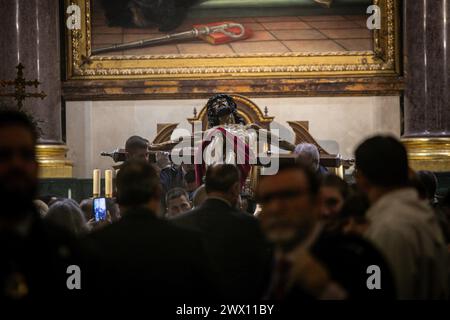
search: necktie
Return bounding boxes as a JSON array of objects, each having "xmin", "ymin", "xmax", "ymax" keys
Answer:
[{"xmin": 270, "ymin": 256, "xmax": 292, "ymax": 300}]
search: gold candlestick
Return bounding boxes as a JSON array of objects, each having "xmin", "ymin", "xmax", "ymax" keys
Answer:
[
  {"xmin": 105, "ymin": 170, "xmax": 113, "ymax": 198},
  {"xmin": 93, "ymin": 169, "xmax": 101, "ymax": 198}
]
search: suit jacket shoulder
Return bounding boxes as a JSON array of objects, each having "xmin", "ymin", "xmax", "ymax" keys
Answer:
[
  {"xmin": 85, "ymin": 207, "xmax": 217, "ymax": 300},
  {"xmin": 171, "ymin": 198, "xmax": 272, "ymax": 299},
  {"xmin": 173, "ymin": 198, "xmax": 258, "ymax": 231}
]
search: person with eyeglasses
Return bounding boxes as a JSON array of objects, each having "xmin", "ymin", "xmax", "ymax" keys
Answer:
[{"xmin": 256, "ymin": 162, "xmax": 395, "ymax": 300}]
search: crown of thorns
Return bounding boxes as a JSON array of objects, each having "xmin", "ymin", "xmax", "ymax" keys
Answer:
[{"xmin": 206, "ymin": 94, "xmax": 245, "ymax": 128}]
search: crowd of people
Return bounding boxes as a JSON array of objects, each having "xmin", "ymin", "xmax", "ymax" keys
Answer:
[{"xmin": 1, "ymin": 108, "xmax": 449, "ymax": 304}]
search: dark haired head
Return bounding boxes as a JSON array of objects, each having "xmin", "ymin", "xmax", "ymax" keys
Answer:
[
  {"xmin": 116, "ymin": 160, "xmax": 161, "ymax": 208},
  {"xmin": 125, "ymin": 135, "xmax": 148, "ymax": 152},
  {"xmin": 46, "ymin": 198, "xmax": 87, "ymax": 236},
  {"xmin": 409, "ymin": 172, "xmax": 428, "ymax": 200},
  {"xmin": 322, "ymin": 174, "xmax": 349, "ymax": 199},
  {"xmin": 416, "ymin": 171, "xmax": 438, "ymax": 201},
  {"xmin": 206, "ymin": 94, "xmax": 245, "ymax": 128},
  {"xmin": 165, "ymin": 187, "xmax": 189, "ymax": 205},
  {"xmin": 338, "ymin": 193, "xmax": 371, "ymax": 235},
  {"xmin": 339, "ymin": 193, "xmax": 370, "ymax": 221},
  {"xmin": 205, "ymin": 164, "xmax": 240, "ymax": 194},
  {"xmin": 355, "ymin": 135, "xmax": 409, "ymax": 188},
  {"xmin": 0, "ymin": 107, "xmax": 38, "ymax": 144},
  {"xmin": 165, "ymin": 187, "xmax": 192, "ymax": 217},
  {"xmin": 0, "ymin": 107, "xmax": 39, "ymax": 218},
  {"xmin": 125, "ymin": 135, "xmax": 149, "ymax": 161}
]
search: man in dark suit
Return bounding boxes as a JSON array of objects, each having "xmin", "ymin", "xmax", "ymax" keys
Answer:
[
  {"xmin": 88, "ymin": 160, "xmax": 215, "ymax": 300},
  {"xmin": 173, "ymin": 164, "xmax": 271, "ymax": 300}
]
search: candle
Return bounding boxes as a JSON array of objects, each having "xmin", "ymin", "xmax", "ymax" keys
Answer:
[
  {"xmin": 93, "ymin": 169, "xmax": 100, "ymax": 197},
  {"xmin": 105, "ymin": 169, "xmax": 113, "ymax": 198},
  {"xmin": 68, "ymin": 188, "xmax": 72, "ymax": 199}
]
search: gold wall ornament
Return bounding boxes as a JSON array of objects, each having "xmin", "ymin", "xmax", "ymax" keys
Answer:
[
  {"xmin": 36, "ymin": 145, "xmax": 73, "ymax": 178},
  {"xmin": 0, "ymin": 63, "xmax": 47, "ymax": 109},
  {"xmin": 63, "ymin": 0, "xmax": 401, "ymax": 97},
  {"xmin": 402, "ymin": 137, "xmax": 450, "ymax": 172}
]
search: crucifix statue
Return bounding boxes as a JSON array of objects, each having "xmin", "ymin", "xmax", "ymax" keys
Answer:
[
  {"xmin": 0, "ymin": 63, "xmax": 47, "ymax": 109},
  {"xmin": 149, "ymin": 94, "xmax": 296, "ymax": 187}
]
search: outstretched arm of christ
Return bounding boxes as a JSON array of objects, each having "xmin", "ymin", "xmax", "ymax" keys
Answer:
[
  {"xmin": 245, "ymin": 124, "xmax": 296, "ymax": 152},
  {"xmin": 149, "ymin": 133, "xmax": 204, "ymax": 152},
  {"xmin": 314, "ymin": 0, "xmax": 333, "ymax": 8}
]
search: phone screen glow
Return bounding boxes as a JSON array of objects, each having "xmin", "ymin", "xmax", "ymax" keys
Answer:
[{"xmin": 94, "ymin": 198, "xmax": 107, "ymax": 221}]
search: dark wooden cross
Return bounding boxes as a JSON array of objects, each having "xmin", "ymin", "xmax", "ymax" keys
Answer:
[{"xmin": 0, "ymin": 63, "xmax": 46, "ymax": 109}]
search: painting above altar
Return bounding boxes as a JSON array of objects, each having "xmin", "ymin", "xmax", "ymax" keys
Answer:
[
  {"xmin": 64, "ymin": 0, "xmax": 400, "ymax": 89},
  {"xmin": 91, "ymin": 0, "xmax": 373, "ymax": 56}
]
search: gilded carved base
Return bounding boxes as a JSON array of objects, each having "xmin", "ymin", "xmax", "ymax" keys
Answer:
[
  {"xmin": 402, "ymin": 137, "xmax": 450, "ymax": 172},
  {"xmin": 36, "ymin": 144, "xmax": 73, "ymax": 178}
]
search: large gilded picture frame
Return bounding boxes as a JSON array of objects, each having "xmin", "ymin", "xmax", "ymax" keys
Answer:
[{"xmin": 63, "ymin": 0, "xmax": 401, "ymax": 98}]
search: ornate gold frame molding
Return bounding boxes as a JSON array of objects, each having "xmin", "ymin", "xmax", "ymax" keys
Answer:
[{"xmin": 63, "ymin": 0, "xmax": 402, "ymax": 98}]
